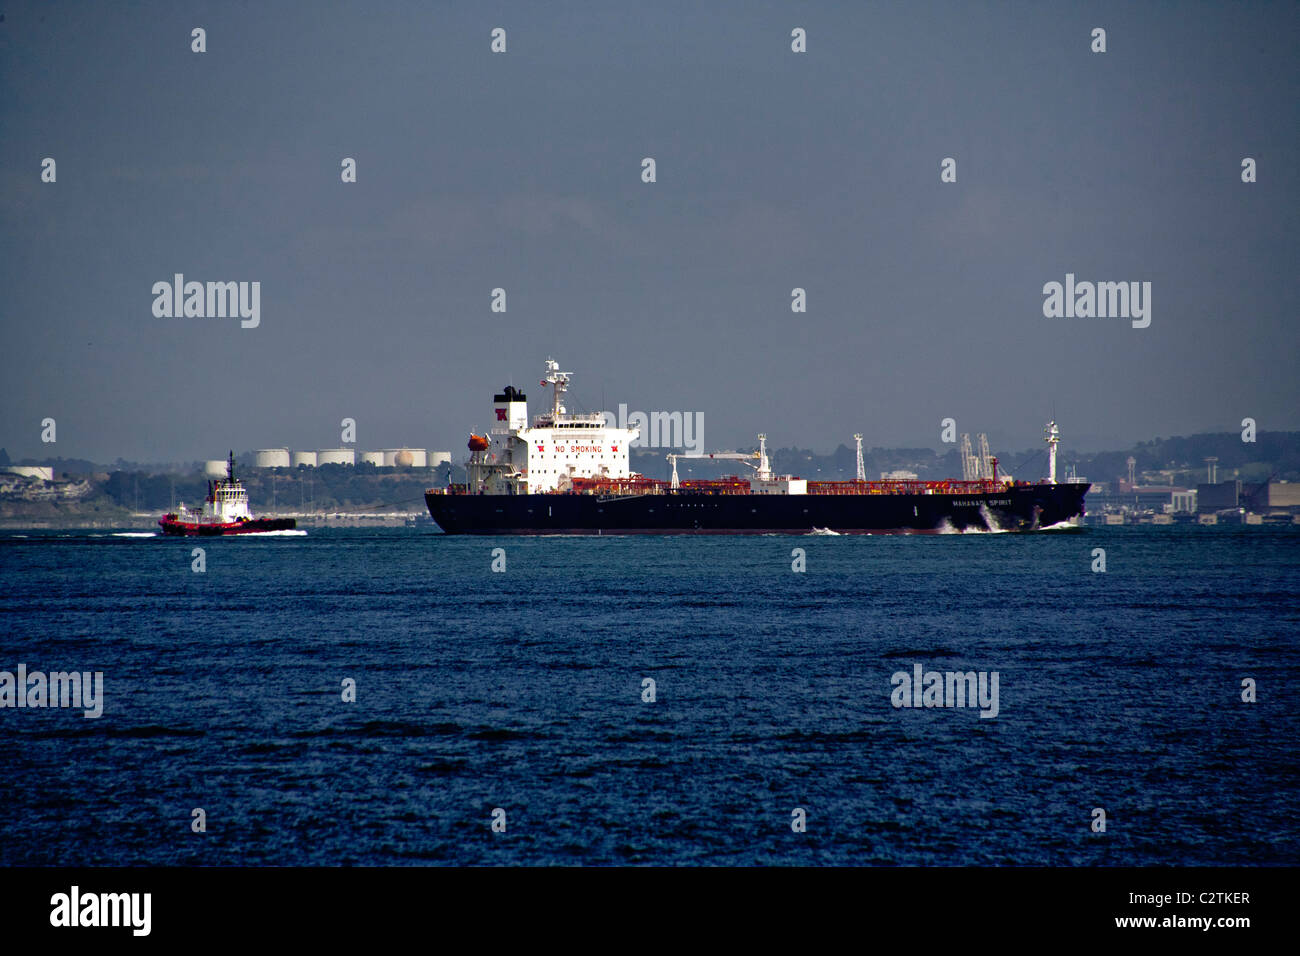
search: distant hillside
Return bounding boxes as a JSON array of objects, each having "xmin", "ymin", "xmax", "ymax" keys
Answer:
[
  {"xmin": 5, "ymin": 433, "xmax": 1297, "ymax": 516},
  {"xmin": 92, "ymin": 462, "xmax": 458, "ymax": 512},
  {"xmin": 1081, "ymin": 433, "xmax": 1300, "ymax": 485},
  {"xmin": 632, "ymin": 432, "xmax": 1300, "ymax": 485}
]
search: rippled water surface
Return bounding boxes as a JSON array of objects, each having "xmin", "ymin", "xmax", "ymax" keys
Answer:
[{"xmin": 1, "ymin": 526, "xmax": 1296, "ymax": 865}]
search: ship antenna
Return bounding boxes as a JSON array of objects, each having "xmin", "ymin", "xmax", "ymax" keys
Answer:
[
  {"xmin": 227, "ymin": 450, "xmax": 235, "ymax": 482},
  {"xmin": 542, "ymin": 357, "xmax": 570, "ymax": 423}
]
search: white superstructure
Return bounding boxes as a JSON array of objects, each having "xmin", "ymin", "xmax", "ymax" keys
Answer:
[
  {"xmin": 467, "ymin": 358, "xmax": 640, "ymax": 495},
  {"xmin": 749, "ymin": 434, "xmax": 807, "ymax": 495},
  {"xmin": 175, "ymin": 452, "xmax": 252, "ymax": 523},
  {"xmin": 204, "ymin": 478, "xmax": 251, "ymax": 521}
]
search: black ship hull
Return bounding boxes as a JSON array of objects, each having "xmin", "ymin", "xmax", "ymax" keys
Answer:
[{"xmin": 425, "ymin": 483, "xmax": 1089, "ymax": 535}]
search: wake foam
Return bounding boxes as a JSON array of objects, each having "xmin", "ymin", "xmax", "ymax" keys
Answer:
[
  {"xmin": 936, "ymin": 509, "xmax": 1012, "ymax": 535},
  {"xmin": 1039, "ymin": 519, "xmax": 1083, "ymax": 532},
  {"xmin": 978, "ymin": 505, "xmax": 1013, "ymax": 533}
]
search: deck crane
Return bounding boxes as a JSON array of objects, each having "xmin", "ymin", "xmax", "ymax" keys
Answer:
[
  {"xmin": 960, "ymin": 434, "xmax": 976, "ymax": 480},
  {"xmin": 666, "ymin": 433, "xmax": 771, "ymax": 489},
  {"xmin": 978, "ymin": 434, "xmax": 993, "ymax": 480}
]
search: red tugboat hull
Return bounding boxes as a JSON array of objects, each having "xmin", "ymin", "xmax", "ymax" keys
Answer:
[{"xmin": 158, "ymin": 517, "xmax": 296, "ymax": 536}]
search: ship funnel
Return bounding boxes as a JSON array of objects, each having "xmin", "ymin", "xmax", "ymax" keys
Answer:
[{"xmin": 493, "ymin": 385, "xmax": 528, "ymax": 430}]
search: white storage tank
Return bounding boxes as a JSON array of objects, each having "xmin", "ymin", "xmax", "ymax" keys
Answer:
[
  {"xmin": 360, "ymin": 451, "xmax": 385, "ymax": 467},
  {"xmin": 291, "ymin": 451, "xmax": 318, "ymax": 468},
  {"xmin": 428, "ymin": 451, "xmax": 452, "ymax": 467},
  {"xmin": 254, "ymin": 448, "xmax": 290, "ymax": 468},
  {"xmin": 316, "ymin": 448, "xmax": 355, "ymax": 466},
  {"xmin": 203, "ymin": 459, "xmax": 229, "ymax": 479},
  {"xmin": 383, "ymin": 448, "xmax": 427, "ymax": 468}
]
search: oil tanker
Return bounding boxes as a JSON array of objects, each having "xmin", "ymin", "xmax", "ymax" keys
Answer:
[{"xmin": 425, "ymin": 360, "xmax": 1089, "ymax": 535}]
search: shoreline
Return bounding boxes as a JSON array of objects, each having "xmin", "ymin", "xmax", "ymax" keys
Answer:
[{"xmin": 0, "ymin": 511, "xmax": 430, "ymax": 530}]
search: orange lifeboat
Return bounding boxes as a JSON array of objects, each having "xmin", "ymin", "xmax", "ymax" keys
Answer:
[{"xmin": 468, "ymin": 434, "xmax": 490, "ymax": 452}]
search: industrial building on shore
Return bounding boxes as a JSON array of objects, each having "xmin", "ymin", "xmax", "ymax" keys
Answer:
[
  {"xmin": 1085, "ymin": 478, "xmax": 1300, "ymax": 525},
  {"xmin": 201, "ymin": 448, "xmax": 452, "ymax": 475}
]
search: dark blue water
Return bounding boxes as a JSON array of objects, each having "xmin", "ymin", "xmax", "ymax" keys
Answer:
[{"xmin": 1, "ymin": 526, "xmax": 1297, "ymax": 865}]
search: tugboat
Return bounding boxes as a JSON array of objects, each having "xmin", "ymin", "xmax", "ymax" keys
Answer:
[{"xmin": 159, "ymin": 452, "xmax": 297, "ymax": 536}]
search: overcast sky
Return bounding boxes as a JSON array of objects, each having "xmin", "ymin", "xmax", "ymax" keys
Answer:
[{"xmin": 2, "ymin": 0, "xmax": 1296, "ymax": 464}]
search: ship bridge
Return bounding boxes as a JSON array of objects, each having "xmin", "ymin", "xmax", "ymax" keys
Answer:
[{"xmin": 468, "ymin": 359, "xmax": 640, "ymax": 495}]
